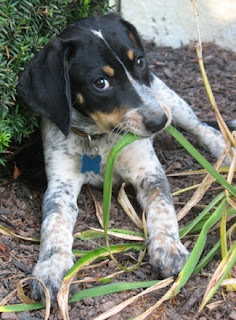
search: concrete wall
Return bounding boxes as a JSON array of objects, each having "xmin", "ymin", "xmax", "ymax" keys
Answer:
[{"xmin": 111, "ymin": 0, "xmax": 236, "ymax": 52}]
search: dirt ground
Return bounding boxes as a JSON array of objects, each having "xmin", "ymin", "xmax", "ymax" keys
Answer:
[{"xmin": 0, "ymin": 42, "xmax": 235, "ymax": 320}]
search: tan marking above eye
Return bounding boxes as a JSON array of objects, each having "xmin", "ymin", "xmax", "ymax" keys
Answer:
[
  {"xmin": 127, "ymin": 49, "xmax": 134, "ymax": 61},
  {"xmin": 129, "ymin": 32, "xmax": 137, "ymax": 45},
  {"xmin": 76, "ymin": 93, "xmax": 85, "ymax": 104},
  {"xmin": 102, "ymin": 65, "xmax": 115, "ymax": 77}
]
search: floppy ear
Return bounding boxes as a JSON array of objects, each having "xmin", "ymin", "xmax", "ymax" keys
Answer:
[
  {"xmin": 17, "ymin": 38, "xmax": 72, "ymax": 136},
  {"xmin": 121, "ymin": 18, "xmax": 144, "ymax": 49}
]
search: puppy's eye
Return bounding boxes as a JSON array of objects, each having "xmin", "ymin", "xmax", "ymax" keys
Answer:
[
  {"xmin": 94, "ymin": 78, "xmax": 111, "ymax": 90},
  {"xmin": 136, "ymin": 57, "xmax": 145, "ymax": 70}
]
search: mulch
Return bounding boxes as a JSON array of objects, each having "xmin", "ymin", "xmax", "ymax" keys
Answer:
[{"xmin": 0, "ymin": 42, "xmax": 235, "ymax": 320}]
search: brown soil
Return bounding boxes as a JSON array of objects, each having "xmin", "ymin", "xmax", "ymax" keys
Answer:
[{"xmin": 0, "ymin": 42, "xmax": 235, "ymax": 320}]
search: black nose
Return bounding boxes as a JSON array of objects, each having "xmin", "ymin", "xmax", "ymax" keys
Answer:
[{"xmin": 144, "ymin": 113, "xmax": 168, "ymax": 133}]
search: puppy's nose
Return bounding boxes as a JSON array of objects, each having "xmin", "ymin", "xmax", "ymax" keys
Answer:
[{"xmin": 144, "ymin": 113, "xmax": 168, "ymax": 133}]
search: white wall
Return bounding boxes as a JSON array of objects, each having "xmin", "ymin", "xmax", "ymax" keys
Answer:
[{"xmin": 112, "ymin": 0, "xmax": 236, "ymax": 52}]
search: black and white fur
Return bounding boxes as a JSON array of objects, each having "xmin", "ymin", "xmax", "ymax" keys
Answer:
[{"xmin": 17, "ymin": 13, "xmax": 231, "ymax": 302}]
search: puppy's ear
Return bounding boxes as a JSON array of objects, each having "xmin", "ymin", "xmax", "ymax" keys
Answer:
[
  {"xmin": 121, "ymin": 18, "xmax": 144, "ymax": 49},
  {"xmin": 17, "ymin": 38, "xmax": 72, "ymax": 136}
]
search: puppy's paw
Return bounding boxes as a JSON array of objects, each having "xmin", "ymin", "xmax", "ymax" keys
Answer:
[
  {"xmin": 147, "ymin": 233, "xmax": 189, "ymax": 278},
  {"xmin": 31, "ymin": 252, "xmax": 75, "ymax": 302}
]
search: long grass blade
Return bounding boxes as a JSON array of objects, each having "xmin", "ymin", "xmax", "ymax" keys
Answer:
[
  {"xmin": 58, "ymin": 243, "xmax": 143, "ymax": 319},
  {"xmin": 65, "ymin": 243, "xmax": 143, "ymax": 281},
  {"xmin": 0, "ymin": 280, "xmax": 160, "ymax": 313},
  {"xmin": 177, "ymin": 144, "xmax": 228, "ymax": 221},
  {"xmin": 134, "ymin": 198, "xmax": 228, "ymax": 319},
  {"xmin": 102, "ymin": 133, "xmax": 146, "ymax": 273},
  {"xmin": 179, "ymin": 192, "xmax": 225, "ymax": 238},
  {"xmin": 93, "ymin": 278, "xmax": 173, "ymax": 320},
  {"xmin": 165, "ymin": 125, "xmax": 236, "ymax": 196},
  {"xmin": 0, "ymin": 303, "xmax": 44, "ymax": 313},
  {"xmin": 69, "ymin": 280, "xmax": 160, "ymax": 303},
  {"xmin": 194, "ymin": 224, "xmax": 234, "ymax": 273},
  {"xmin": 103, "ymin": 133, "xmax": 138, "ymax": 231}
]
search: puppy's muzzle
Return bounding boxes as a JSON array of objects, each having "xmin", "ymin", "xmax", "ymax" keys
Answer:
[
  {"xmin": 125, "ymin": 106, "xmax": 170, "ymax": 137},
  {"xmin": 124, "ymin": 81, "xmax": 171, "ymax": 136}
]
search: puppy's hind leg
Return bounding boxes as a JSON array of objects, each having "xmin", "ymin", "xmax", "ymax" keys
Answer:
[{"xmin": 151, "ymin": 73, "xmax": 231, "ymax": 162}]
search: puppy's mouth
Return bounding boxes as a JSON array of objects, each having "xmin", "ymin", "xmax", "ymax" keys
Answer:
[
  {"xmin": 124, "ymin": 108, "xmax": 170, "ymax": 137},
  {"xmin": 88, "ymin": 103, "xmax": 171, "ymax": 137}
]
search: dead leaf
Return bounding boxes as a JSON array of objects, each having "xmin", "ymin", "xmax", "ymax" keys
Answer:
[{"xmin": 13, "ymin": 163, "xmax": 21, "ymax": 179}]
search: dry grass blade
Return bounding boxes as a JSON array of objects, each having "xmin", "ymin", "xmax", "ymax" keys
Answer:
[
  {"xmin": 206, "ymin": 300, "xmax": 224, "ymax": 311},
  {"xmin": 167, "ymin": 167, "xmax": 232, "ymax": 176},
  {"xmin": 134, "ymin": 280, "xmax": 180, "ymax": 320},
  {"xmin": 226, "ymin": 147, "xmax": 236, "ymax": 209},
  {"xmin": 177, "ymin": 141, "xmax": 231, "ymax": 221},
  {"xmin": 0, "ymin": 224, "xmax": 39, "ymax": 242},
  {"xmin": 101, "ymin": 268, "xmax": 126, "ymax": 280},
  {"xmin": 136, "ymin": 197, "xmax": 230, "ymax": 319},
  {"xmin": 58, "ymin": 244, "xmax": 143, "ymax": 319},
  {"xmin": 199, "ymin": 241, "xmax": 236, "ymax": 311},
  {"xmin": 221, "ymin": 134, "xmax": 236, "ymax": 291},
  {"xmin": 0, "ymin": 289, "xmax": 17, "ymax": 306},
  {"xmin": 229, "ymin": 224, "xmax": 236, "ymax": 245},
  {"xmin": 18, "ymin": 278, "xmax": 50, "ymax": 320},
  {"xmin": 71, "ymin": 277, "xmax": 97, "ymax": 284},
  {"xmin": 118, "ymin": 182, "xmax": 143, "ymax": 229},
  {"xmin": 209, "ymin": 214, "xmax": 236, "ymax": 233},
  {"xmin": 221, "ymin": 279, "xmax": 236, "ymax": 286},
  {"xmin": 80, "ymin": 259, "xmax": 109, "ymax": 271},
  {"xmin": 88, "ymin": 187, "xmax": 104, "ymax": 228},
  {"xmin": 93, "ymin": 277, "xmax": 173, "ymax": 320},
  {"xmin": 89, "ymin": 227, "xmax": 145, "ymax": 241},
  {"xmin": 17, "ymin": 279, "xmax": 35, "ymax": 304},
  {"xmin": 57, "ymin": 278, "xmax": 70, "ymax": 320},
  {"xmin": 172, "ymin": 184, "xmax": 200, "ymax": 197},
  {"xmin": 191, "ymin": 0, "xmax": 236, "ymax": 149}
]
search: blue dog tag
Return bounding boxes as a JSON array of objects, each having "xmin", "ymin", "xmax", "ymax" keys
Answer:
[{"xmin": 80, "ymin": 154, "xmax": 101, "ymax": 174}]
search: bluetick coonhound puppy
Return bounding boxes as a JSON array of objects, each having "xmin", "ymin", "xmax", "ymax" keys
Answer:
[{"xmin": 17, "ymin": 13, "xmax": 230, "ymax": 301}]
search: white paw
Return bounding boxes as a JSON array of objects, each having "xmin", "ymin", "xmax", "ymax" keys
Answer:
[
  {"xmin": 147, "ymin": 233, "xmax": 189, "ymax": 278},
  {"xmin": 31, "ymin": 251, "xmax": 75, "ymax": 302}
]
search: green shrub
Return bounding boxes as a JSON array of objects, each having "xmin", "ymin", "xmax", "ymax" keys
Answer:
[{"xmin": 0, "ymin": 0, "xmax": 110, "ymax": 165}]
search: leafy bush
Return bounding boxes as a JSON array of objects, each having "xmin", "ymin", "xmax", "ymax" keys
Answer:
[{"xmin": 0, "ymin": 0, "xmax": 110, "ymax": 165}]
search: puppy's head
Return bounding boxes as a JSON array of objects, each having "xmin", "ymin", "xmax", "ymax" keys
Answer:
[{"xmin": 17, "ymin": 13, "xmax": 171, "ymax": 137}]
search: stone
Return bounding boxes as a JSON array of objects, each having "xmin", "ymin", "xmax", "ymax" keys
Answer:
[
  {"xmin": 100, "ymin": 301, "xmax": 116, "ymax": 312},
  {"xmin": 229, "ymin": 311, "xmax": 236, "ymax": 320},
  {"xmin": 1, "ymin": 313, "xmax": 17, "ymax": 320}
]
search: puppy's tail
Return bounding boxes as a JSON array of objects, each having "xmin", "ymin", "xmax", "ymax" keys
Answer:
[{"xmin": 204, "ymin": 120, "xmax": 236, "ymax": 131}]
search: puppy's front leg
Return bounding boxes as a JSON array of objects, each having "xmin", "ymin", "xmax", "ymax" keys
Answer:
[
  {"xmin": 32, "ymin": 127, "xmax": 84, "ymax": 301},
  {"xmin": 116, "ymin": 139, "xmax": 189, "ymax": 277},
  {"xmin": 32, "ymin": 176, "xmax": 83, "ymax": 301}
]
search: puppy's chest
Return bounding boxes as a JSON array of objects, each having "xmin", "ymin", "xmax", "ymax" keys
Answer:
[{"xmin": 69, "ymin": 134, "xmax": 120, "ymax": 186}]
